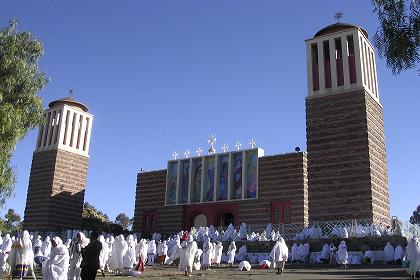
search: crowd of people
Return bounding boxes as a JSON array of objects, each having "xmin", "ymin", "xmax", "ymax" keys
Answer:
[{"xmin": 0, "ymin": 223, "xmax": 418, "ymax": 279}]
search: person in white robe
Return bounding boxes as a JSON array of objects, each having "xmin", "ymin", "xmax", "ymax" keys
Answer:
[
  {"xmin": 363, "ymin": 250, "xmax": 375, "ymax": 265},
  {"xmin": 192, "ymin": 249, "xmax": 202, "ymax": 271},
  {"xmin": 336, "ymin": 240, "xmax": 348, "ymax": 268},
  {"xmin": 42, "ymin": 236, "xmax": 69, "ymax": 280},
  {"xmin": 213, "ymin": 241, "xmax": 223, "ymax": 266},
  {"xmin": 259, "ymin": 259, "xmax": 271, "ymax": 269},
  {"xmin": 9, "ymin": 230, "xmax": 36, "ymax": 280},
  {"xmin": 41, "ymin": 236, "xmax": 52, "ymax": 258},
  {"xmin": 406, "ymin": 236, "xmax": 420, "ymax": 278},
  {"xmin": 226, "ymin": 241, "xmax": 236, "ymax": 267},
  {"xmin": 123, "ymin": 235, "xmax": 136, "ymax": 271},
  {"xmin": 318, "ymin": 243, "xmax": 330, "ymax": 264},
  {"xmin": 235, "ymin": 245, "xmax": 247, "ymax": 262},
  {"xmin": 299, "ymin": 243, "xmax": 310, "ymax": 263},
  {"xmin": 291, "ymin": 243, "xmax": 299, "ymax": 263},
  {"xmin": 270, "ymin": 237, "xmax": 289, "ymax": 274},
  {"xmin": 165, "ymin": 239, "xmax": 180, "ymax": 266},
  {"xmin": 68, "ymin": 232, "xmax": 89, "ymax": 280},
  {"xmin": 136, "ymin": 239, "xmax": 148, "ymax": 271},
  {"xmin": 147, "ymin": 240, "xmax": 156, "ymax": 266},
  {"xmin": 98, "ymin": 235, "xmax": 109, "ymax": 275},
  {"xmin": 32, "ymin": 236, "xmax": 42, "ymax": 253},
  {"xmin": 394, "ymin": 244, "xmax": 404, "ymax": 264},
  {"xmin": 383, "ymin": 242, "xmax": 395, "ymax": 264},
  {"xmin": 329, "ymin": 243, "xmax": 337, "ymax": 266},
  {"xmin": 239, "ymin": 223, "xmax": 248, "ymax": 241},
  {"xmin": 156, "ymin": 240, "xmax": 168, "ymax": 265},
  {"xmin": 108, "ymin": 235, "xmax": 127, "ymax": 274},
  {"xmin": 179, "ymin": 235, "xmax": 197, "ymax": 277},
  {"xmin": 0, "ymin": 234, "xmax": 12, "ymax": 277},
  {"xmin": 201, "ymin": 237, "xmax": 213, "ymax": 270},
  {"xmin": 238, "ymin": 260, "xmax": 251, "ymax": 271}
]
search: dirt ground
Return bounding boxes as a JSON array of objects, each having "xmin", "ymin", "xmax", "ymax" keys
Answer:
[{"xmin": 95, "ymin": 264, "xmax": 411, "ymax": 280}]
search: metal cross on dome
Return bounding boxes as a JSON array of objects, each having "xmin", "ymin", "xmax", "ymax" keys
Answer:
[
  {"xmin": 235, "ymin": 141, "xmax": 242, "ymax": 151},
  {"xmin": 172, "ymin": 150, "xmax": 178, "ymax": 160},
  {"xmin": 196, "ymin": 147, "xmax": 203, "ymax": 156},
  {"xmin": 249, "ymin": 138, "xmax": 257, "ymax": 148},
  {"xmin": 184, "ymin": 149, "xmax": 191, "ymax": 158},
  {"xmin": 207, "ymin": 134, "xmax": 217, "ymax": 155},
  {"xmin": 334, "ymin": 11, "xmax": 343, "ymax": 23},
  {"xmin": 221, "ymin": 144, "xmax": 229, "ymax": 153}
]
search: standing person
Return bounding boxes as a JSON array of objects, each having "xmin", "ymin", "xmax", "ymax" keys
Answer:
[
  {"xmin": 122, "ymin": 235, "xmax": 136, "ymax": 271},
  {"xmin": 329, "ymin": 243, "xmax": 337, "ymax": 266},
  {"xmin": 406, "ymin": 236, "xmax": 420, "ymax": 279},
  {"xmin": 179, "ymin": 235, "xmax": 197, "ymax": 277},
  {"xmin": 201, "ymin": 237, "xmax": 213, "ymax": 270},
  {"xmin": 156, "ymin": 240, "xmax": 168, "ymax": 265},
  {"xmin": 42, "ymin": 236, "xmax": 69, "ymax": 280},
  {"xmin": 80, "ymin": 231, "xmax": 102, "ymax": 280},
  {"xmin": 291, "ymin": 243, "xmax": 299, "ymax": 263},
  {"xmin": 147, "ymin": 240, "xmax": 156, "ymax": 266},
  {"xmin": 108, "ymin": 235, "xmax": 126, "ymax": 274},
  {"xmin": 213, "ymin": 242, "xmax": 223, "ymax": 266},
  {"xmin": 97, "ymin": 235, "xmax": 109, "ymax": 276},
  {"xmin": 9, "ymin": 230, "xmax": 36, "ymax": 280},
  {"xmin": 270, "ymin": 237, "xmax": 289, "ymax": 275},
  {"xmin": 69, "ymin": 232, "xmax": 89, "ymax": 280},
  {"xmin": 41, "ymin": 236, "xmax": 52, "ymax": 258},
  {"xmin": 336, "ymin": 241, "xmax": 348, "ymax": 268},
  {"xmin": 383, "ymin": 242, "xmax": 395, "ymax": 264},
  {"xmin": 0, "ymin": 234, "xmax": 12, "ymax": 276},
  {"xmin": 226, "ymin": 241, "xmax": 236, "ymax": 267},
  {"xmin": 135, "ymin": 239, "xmax": 148, "ymax": 272}
]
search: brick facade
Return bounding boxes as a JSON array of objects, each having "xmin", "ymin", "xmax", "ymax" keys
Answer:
[
  {"xmin": 306, "ymin": 90, "xmax": 390, "ymax": 224},
  {"xmin": 23, "ymin": 149, "xmax": 89, "ymax": 231},
  {"xmin": 133, "ymin": 152, "xmax": 308, "ymax": 234}
]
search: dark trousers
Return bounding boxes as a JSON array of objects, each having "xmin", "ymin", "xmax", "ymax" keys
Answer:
[{"xmin": 80, "ymin": 267, "xmax": 97, "ymax": 280}]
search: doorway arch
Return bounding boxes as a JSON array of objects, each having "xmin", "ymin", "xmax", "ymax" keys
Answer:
[
  {"xmin": 217, "ymin": 212, "xmax": 234, "ymax": 227},
  {"xmin": 193, "ymin": 214, "xmax": 207, "ymax": 228}
]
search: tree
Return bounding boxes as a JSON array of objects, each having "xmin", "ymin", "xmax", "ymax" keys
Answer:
[
  {"xmin": 115, "ymin": 213, "xmax": 132, "ymax": 230},
  {"xmin": 81, "ymin": 202, "xmax": 110, "ymax": 231},
  {"xmin": 372, "ymin": 0, "xmax": 420, "ymax": 74},
  {"xmin": 409, "ymin": 204, "xmax": 420, "ymax": 225},
  {"xmin": 0, "ymin": 208, "xmax": 22, "ymax": 233},
  {"xmin": 0, "ymin": 20, "xmax": 48, "ymax": 206}
]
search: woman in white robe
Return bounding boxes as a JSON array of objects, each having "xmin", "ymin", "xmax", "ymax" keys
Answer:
[
  {"xmin": 394, "ymin": 244, "xmax": 404, "ymax": 264},
  {"xmin": 179, "ymin": 235, "xmax": 197, "ymax": 277},
  {"xmin": 68, "ymin": 232, "xmax": 89, "ymax": 280},
  {"xmin": 213, "ymin": 242, "xmax": 223, "ymax": 266},
  {"xmin": 226, "ymin": 241, "xmax": 236, "ymax": 267},
  {"xmin": 299, "ymin": 243, "xmax": 310, "ymax": 263},
  {"xmin": 0, "ymin": 234, "xmax": 12, "ymax": 277},
  {"xmin": 123, "ymin": 235, "xmax": 136, "ymax": 270},
  {"xmin": 42, "ymin": 237, "xmax": 69, "ymax": 280},
  {"xmin": 238, "ymin": 260, "xmax": 251, "ymax": 271},
  {"xmin": 9, "ymin": 230, "xmax": 36, "ymax": 280},
  {"xmin": 318, "ymin": 243, "xmax": 330, "ymax": 264},
  {"xmin": 108, "ymin": 235, "xmax": 127, "ymax": 274},
  {"xmin": 270, "ymin": 237, "xmax": 289, "ymax": 274},
  {"xmin": 236, "ymin": 245, "xmax": 247, "ymax": 262},
  {"xmin": 165, "ymin": 238, "xmax": 180, "ymax": 265},
  {"xmin": 383, "ymin": 242, "xmax": 394, "ymax": 264},
  {"xmin": 156, "ymin": 240, "xmax": 168, "ymax": 265},
  {"xmin": 201, "ymin": 237, "xmax": 213, "ymax": 270},
  {"xmin": 98, "ymin": 235, "xmax": 109, "ymax": 275},
  {"xmin": 406, "ymin": 236, "xmax": 420, "ymax": 278},
  {"xmin": 336, "ymin": 240, "xmax": 348, "ymax": 268},
  {"xmin": 147, "ymin": 240, "xmax": 156, "ymax": 266},
  {"xmin": 135, "ymin": 239, "xmax": 148, "ymax": 271},
  {"xmin": 41, "ymin": 236, "xmax": 52, "ymax": 258},
  {"xmin": 291, "ymin": 243, "xmax": 299, "ymax": 263}
]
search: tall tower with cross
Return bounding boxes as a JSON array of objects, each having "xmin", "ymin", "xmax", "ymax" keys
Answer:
[
  {"xmin": 23, "ymin": 94, "xmax": 94, "ymax": 231},
  {"xmin": 305, "ymin": 21, "xmax": 390, "ymax": 224}
]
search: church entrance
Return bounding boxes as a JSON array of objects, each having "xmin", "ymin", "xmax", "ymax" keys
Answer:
[
  {"xmin": 193, "ymin": 214, "xmax": 207, "ymax": 228},
  {"xmin": 218, "ymin": 212, "xmax": 234, "ymax": 227}
]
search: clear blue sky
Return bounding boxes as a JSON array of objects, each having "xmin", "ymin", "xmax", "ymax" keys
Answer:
[{"xmin": 1, "ymin": 0, "xmax": 419, "ymax": 222}]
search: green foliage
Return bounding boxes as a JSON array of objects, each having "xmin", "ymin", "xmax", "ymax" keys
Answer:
[
  {"xmin": 115, "ymin": 212, "xmax": 132, "ymax": 230},
  {"xmin": 409, "ymin": 204, "xmax": 420, "ymax": 225},
  {"xmin": 0, "ymin": 208, "xmax": 22, "ymax": 233},
  {"xmin": 0, "ymin": 20, "xmax": 48, "ymax": 206},
  {"xmin": 81, "ymin": 202, "xmax": 110, "ymax": 231},
  {"xmin": 372, "ymin": 0, "xmax": 420, "ymax": 74}
]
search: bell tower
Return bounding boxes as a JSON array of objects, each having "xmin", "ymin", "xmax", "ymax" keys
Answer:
[
  {"xmin": 305, "ymin": 23, "xmax": 390, "ymax": 224},
  {"xmin": 23, "ymin": 95, "xmax": 94, "ymax": 231}
]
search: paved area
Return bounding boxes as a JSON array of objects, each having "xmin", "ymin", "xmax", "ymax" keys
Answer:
[{"xmin": 97, "ymin": 264, "xmax": 411, "ymax": 280}]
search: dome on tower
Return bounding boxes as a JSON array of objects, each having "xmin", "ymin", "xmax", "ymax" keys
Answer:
[
  {"xmin": 48, "ymin": 97, "xmax": 88, "ymax": 112},
  {"xmin": 314, "ymin": 22, "xmax": 368, "ymax": 39}
]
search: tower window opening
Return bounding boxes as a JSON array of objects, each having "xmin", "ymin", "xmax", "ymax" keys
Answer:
[
  {"xmin": 311, "ymin": 43, "xmax": 319, "ymax": 91},
  {"xmin": 323, "ymin": 40, "xmax": 332, "ymax": 89},
  {"xmin": 335, "ymin": 38, "xmax": 344, "ymax": 86},
  {"xmin": 83, "ymin": 118, "xmax": 90, "ymax": 151},
  {"xmin": 347, "ymin": 35, "xmax": 357, "ymax": 84},
  {"xmin": 53, "ymin": 112, "xmax": 60, "ymax": 144},
  {"xmin": 42, "ymin": 112, "xmax": 51, "ymax": 147},
  {"xmin": 63, "ymin": 110, "xmax": 70, "ymax": 145},
  {"xmin": 76, "ymin": 115, "xmax": 83, "ymax": 149},
  {"xmin": 48, "ymin": 111, "xmax": 56, "ymax": 146},
  {"xmin": 69, "ymin": 113, "xmax": 77, "ymax": 147}
]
